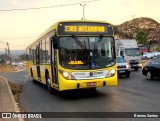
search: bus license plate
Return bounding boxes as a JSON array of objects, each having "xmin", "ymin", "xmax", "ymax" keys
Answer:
[{"xmin": 87, "ymin": 82, "xmax": 96, "ymax": 86}]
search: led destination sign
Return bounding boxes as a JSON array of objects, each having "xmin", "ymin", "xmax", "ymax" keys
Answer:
[
  {"xmin": 58, "ymin": 22, "xmax": 113, "ymax": 35},
  {"xmin": 65, "ymin": 26, "xmax": 105, "ymax": 33}
]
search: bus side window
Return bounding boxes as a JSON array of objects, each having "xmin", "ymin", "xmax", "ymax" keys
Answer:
[
  {"xmin": 39, "ymin": 40, "xmax": 43, "ymax": 64},
  {"xmin": 32, "ymin": 45, "xmax": 36, "ymax": 63},
  {"xmin": 26, "ymin": 48, "xmax": 31, "ymax": 60},
  {"xmin": 46, "ymin": 36, "xmax": 51, "ymax": 64},
  {"xmin": 42, "ymin": 39, "xmax": 46, "ymax": 63}
]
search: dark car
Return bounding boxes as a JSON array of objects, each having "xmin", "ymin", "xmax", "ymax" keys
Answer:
[
  {"xmin": 142, "ymin": 56, "xmax": 160, "ymax": 80},
  {"xmin": 117, "ymin": 56, "xmax": 131, "ymax": 78}
]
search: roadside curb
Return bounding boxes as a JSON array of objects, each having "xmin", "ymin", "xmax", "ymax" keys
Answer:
[
  {"xmin": 15, "ymin": 69, "xmax": 26, "ymax": 73},
  {"xmin": 0, "ymin": 69, "xmax": 26, "ymax": 73},
  {"xmin": 0, "ymin": 76, "xmax": 24, "ymax": 121}
]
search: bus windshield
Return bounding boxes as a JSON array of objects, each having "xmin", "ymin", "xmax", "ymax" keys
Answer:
[
  {"xmin": 125, "ymin": 48, "xmax": 140, "ymax": 56},
  {"xmin": 59, "ymin": 36, "xmax": 115, "ymax": 70}
]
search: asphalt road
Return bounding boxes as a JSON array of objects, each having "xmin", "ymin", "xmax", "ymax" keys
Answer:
[{"xmin": 1, "ymin": 70, "xmax": 160, "ymax": 121}]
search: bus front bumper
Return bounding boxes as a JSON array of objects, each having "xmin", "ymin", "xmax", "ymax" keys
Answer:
[{"xmin": 58, "ymin": 77, "xmax": 118, "ymax": 91}]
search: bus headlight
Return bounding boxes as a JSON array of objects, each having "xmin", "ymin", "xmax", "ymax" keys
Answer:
[
  {"xmin": 63, "ymin": 72, "xmax": 69, "ymax": 77},
  {"xmin": 109, "ymin": 69, "xmax": 116, "ymax": 77},
  {"xmin": 59, "ymin": 70, "xmax": 76, "ymax": 80},
  {"xmin": 105, "ymin": 69, "xmax": 116, "ymax": 77}
]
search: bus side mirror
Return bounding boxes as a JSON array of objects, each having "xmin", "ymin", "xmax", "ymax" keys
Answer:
[{"xmin": 51, "ymin": 36, "xmax": 58, "ymax": 49}]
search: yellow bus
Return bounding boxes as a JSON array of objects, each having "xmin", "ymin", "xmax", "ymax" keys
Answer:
[{"xmin": 26, "ymin": 20, "xmax": 118, "ymax": 93}]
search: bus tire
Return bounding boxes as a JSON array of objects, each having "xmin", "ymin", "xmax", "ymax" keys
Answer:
[
  {"xmin": 31, "ymin": 68, "xmax": 36, "ymax": 83},
  {"xmin": 46, "ymin": 72, "xmax": 54, "ymax": 94},
  {"xmin": 134, "ymin": 68, "xmax": 138, "ymax": 71}
]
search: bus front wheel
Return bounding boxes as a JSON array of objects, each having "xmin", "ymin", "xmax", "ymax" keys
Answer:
[
  {"xmin": 46, "ymin": 73, "xmax": 54, "ymax": 94},
  {"xmin": 31, "ymin": 69, "xmax": 36, "ymax": 83}
]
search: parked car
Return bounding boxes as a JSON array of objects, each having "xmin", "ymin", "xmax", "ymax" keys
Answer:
[
  {"xmin": 142, "ymin": 52, "xmax": 154, "ymax": 59},
  {"xmin": 117, "ymin": 56, "xmax": 131, "ymax": 78},
  {"xmin": 149, "ymin": 52, "xmax": 156, "ymax": 57},
  {"xmin": 12, "ymin": 62, "xmax": 18, "ymax": 66},
  {"xmin": 152, "ymin": 51, "xmax": 160, "ymax": 57},
  {"xmin": 142, "ymin": 56, "xmax": 160, "ymax": 80}
]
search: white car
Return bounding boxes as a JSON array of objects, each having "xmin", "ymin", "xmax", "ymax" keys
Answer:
[
  {"xmin": 142, "ymin": 53, "xmax": 153, "ymax": 59},
  {"xmin": 12, "ymin": 62, "xmax": 18, "ymax": 66},
  {"xmin": 149, "ymin": 52, "xmax": 155, "ymax": 58},
  {"xmin": 152, "ymin": 52, "xmax": 160, "ymax": 57},
  {"xmin": 117, "ymin": 56, "xmax": 131, "ymax": 78}
]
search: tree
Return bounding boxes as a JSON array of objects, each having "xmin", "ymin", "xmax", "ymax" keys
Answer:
[
  {"xmin": 135, "ymin": 30, "xmax": 156, "ymax": 52},
  {"xmin": 19, "ymin": 54, "xmax": 27, "ymax": 61},
  {"xmin": 147, "ymin": 39, "xmax": 157, "ymax": 52},
  {"xmin": 135, "ymin": 31, "xmax": 148, "ymax": 45},
  {"xmin": 0, "ymin": 54, "xmax": 9, "ymax": 64},
  {"xmin": 155, "ymin": 45, "xmax": 160, "ymax": 51}
]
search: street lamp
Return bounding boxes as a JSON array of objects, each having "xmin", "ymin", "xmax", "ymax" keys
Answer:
[{"xmin": 80, "ymin": 4, "xmax": 86, "ymax": 20}]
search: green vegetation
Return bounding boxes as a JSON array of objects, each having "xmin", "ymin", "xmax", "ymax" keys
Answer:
[
  {"xmin": 136, "ymin": 31, "xmax": 148, "ymax": 44},
  {"xmin": 19, "ymin": 54, "xmax": 27, "ymax": 61},
  {"xmin": 135, "ymin": 30, "xmax": 157, "ymax": 52}
]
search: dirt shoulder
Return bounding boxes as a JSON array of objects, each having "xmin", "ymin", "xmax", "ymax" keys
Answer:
[
  {"xmin": 8, "ymin": 81, "xmax": 21, "ymax": 102},
  {"xmin": 0, "ymin": 65, "xmax": 16, "ymax": 72},
  {"xmin": 0, "ymin": 65, "xmax": 21, "ymax": 101}
]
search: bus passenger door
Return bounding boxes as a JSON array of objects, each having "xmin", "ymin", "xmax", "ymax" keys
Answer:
[
  {"xmin": 51, "ymin": 40, "xmax": 58, "ymax": 85},
  {"xmin": 36, "ymin": 44, "xmax": 41, "ymax": 78}
]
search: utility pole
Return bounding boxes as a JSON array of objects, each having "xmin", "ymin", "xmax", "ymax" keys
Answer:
[
  {"xmin": 80, "ymin": 4, "xmax": 86, "ymax": 20},
  {"xmin": 6, "ymin": 42, "xmax": 12, "ymax": 65},
  {"xmin": 0, "ymin": 40, "xmax": 11, "ymax": 65},
  {"xmin": 5, "ymin": 48, "xmax": 7, "ymax": 65}
]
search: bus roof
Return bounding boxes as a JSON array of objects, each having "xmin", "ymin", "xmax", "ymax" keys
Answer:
[{"xmin": 27, "ymin": 20, "xmax": 113, "ymax": 49}]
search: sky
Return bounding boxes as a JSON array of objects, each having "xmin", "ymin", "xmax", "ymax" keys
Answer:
[{"xmin": 0, "ymin": 0, "xmax": 160, "ymax": 50}]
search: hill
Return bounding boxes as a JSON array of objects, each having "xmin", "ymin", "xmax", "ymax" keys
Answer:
[
  {"xmin": 0, "ymin": 50, "xmax": 26, "ymax": 56},
  {"xmin": 113, "ymin": 17, "xmax": 160, "ymax": 43},
  {"xmin": 10, "ymin": 50, "xmax": 26, "ymax": 55}
]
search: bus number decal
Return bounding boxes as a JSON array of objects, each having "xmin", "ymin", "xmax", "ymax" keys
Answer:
[{"xmin": 65, "ymin": 26, "xmax": 77, "ymax": 32}]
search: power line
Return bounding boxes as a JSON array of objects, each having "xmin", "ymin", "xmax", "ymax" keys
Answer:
[
  {"xmin": 0, "ymin": 40, "xmax": 24, "ymax": 51},
  {"xmin": 10, "ymin": 44, "xmax": 28, "ymax": 46},
  {"xmin": 0, "ymin": 36, "xmax": 35, "ymax": 39},
  {"xmin": 0, "ymin": 0, "xmax": 101, "ymax": 12},
  {"xmin": 0, "ymin": 40, "xmax": 7, "ymax": 45}
]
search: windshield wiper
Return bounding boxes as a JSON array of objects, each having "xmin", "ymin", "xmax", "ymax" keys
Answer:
[
  {"xmin": 71, "ymin": 36, "xmax": 91, "ymax": 68},
  {"xmin": 72, "ymin": 36, "xmax": 98, "ymax": 69},
  {"xmin": 72, "ymin": 36, "xmax": 85, "ymax": 49}
]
